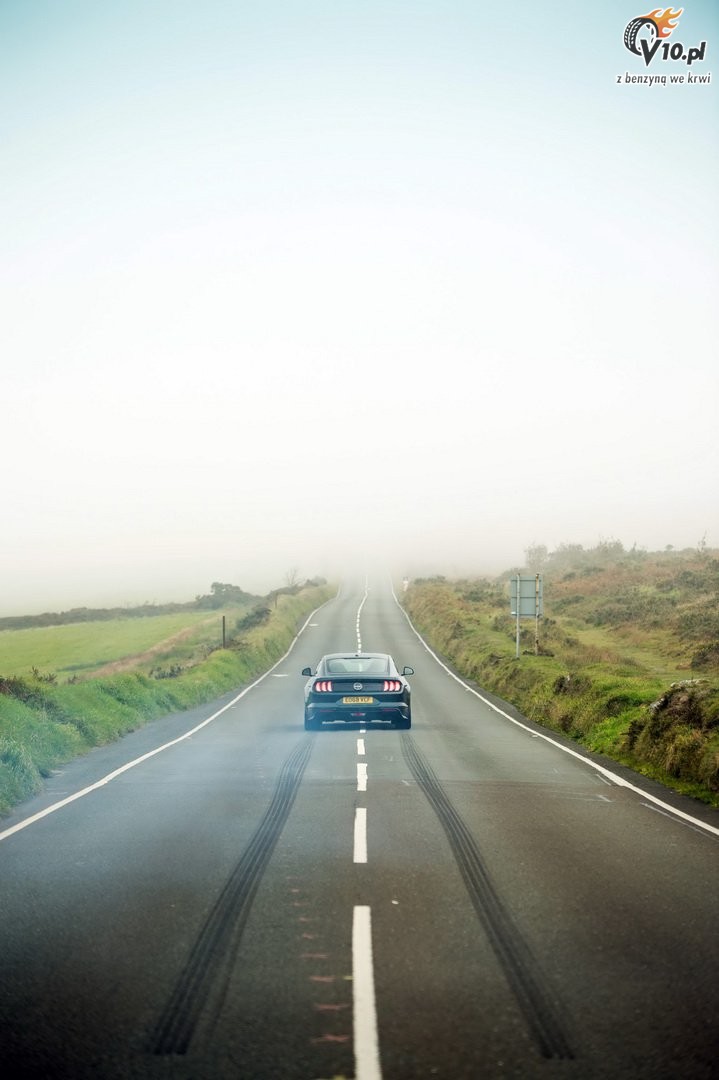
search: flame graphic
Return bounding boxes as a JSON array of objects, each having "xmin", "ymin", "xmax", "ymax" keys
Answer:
[{"xmin": 643, "ymin": 7, "xmax": 683, "ymax": 38}]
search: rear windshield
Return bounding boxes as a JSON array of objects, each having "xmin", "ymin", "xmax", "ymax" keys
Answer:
[{"xmin": 326, "ymin": 657, "xmax": 389, "ymax": 675}]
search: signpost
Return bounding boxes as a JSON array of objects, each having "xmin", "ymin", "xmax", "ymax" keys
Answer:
[{"xmin": 510, "ymin": 574, "xmax": 543, "ymax": 658}]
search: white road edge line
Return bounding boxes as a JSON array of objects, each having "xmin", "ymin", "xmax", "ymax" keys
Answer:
[
  {"xmin": 641, "ymin": 802, "xmax": 718, "ymax": 839},
  {"xmin": 354, "ymin": 807, "xmax": 368, "ymax": 864},
  {"xmin": 391, "ymin": 583, "xmax": 719, "ymax": 840},
  {"xmin": 353, "ymin": 905, "xmax": 382, "ymax": 1080},
  {"xmin": 357, "ymin": 763, "xmax": 368, "ymax": 792},
  {"xmin": 0, "ymin": 595, "xmax": 338, "ymax": 844}
]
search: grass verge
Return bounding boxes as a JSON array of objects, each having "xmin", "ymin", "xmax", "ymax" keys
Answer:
[
  {"xmin": 0, "ymin": 584, "xmax": 334, "ymax": 816},
  {"xmin": 403, "ymin": 573, "xmax": 719, "ymax": 807}
]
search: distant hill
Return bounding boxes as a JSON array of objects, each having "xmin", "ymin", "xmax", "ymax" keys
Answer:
[
  {"xmin": 0, "ymin": 582, "xmax": 260, "ymax": 632},
  {"xmin": 0, "ymin": 578, "xmax": 329, "ymax": 632}
]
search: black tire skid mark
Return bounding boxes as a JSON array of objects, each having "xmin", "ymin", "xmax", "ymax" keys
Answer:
[
  {"xmin": 401, "ymin": 733, "xmax": 574, "ymax": 1061},
  {"xmin": 151, "ymin": 737, "xmax": 314, "ymax": 1056}
]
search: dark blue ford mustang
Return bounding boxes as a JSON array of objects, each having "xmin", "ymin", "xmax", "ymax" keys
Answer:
[{"xmin": 301, "ymin": 652, "xmax": 414, "ymax": 731}]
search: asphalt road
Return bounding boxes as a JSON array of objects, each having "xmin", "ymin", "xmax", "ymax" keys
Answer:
[{"xmin": 1, "ymin": 577, "xmax": 718, "ymax": 1079}]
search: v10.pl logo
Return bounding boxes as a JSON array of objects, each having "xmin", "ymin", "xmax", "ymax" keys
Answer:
[{"xmin": 623, "ymin": 7, "xmax": 707, "ymax": 66}]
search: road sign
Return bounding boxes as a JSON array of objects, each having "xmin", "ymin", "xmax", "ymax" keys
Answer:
[
  {"xmin": 510, "ymin": 574, "xmax": 544, "ymax": 657},
  {"xmin": 510, "ymin": 574, "xmax": 543, "ymax": 617}
]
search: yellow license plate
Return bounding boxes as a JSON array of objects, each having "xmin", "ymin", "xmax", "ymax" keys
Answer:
[{"xmin": 343, "ymin": 696, "xmax": 373, "ymax": 704}]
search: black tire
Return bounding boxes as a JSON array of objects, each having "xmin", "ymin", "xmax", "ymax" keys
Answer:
[
  {"xmin": 304, "ymin": 713, "xmax": 321, "ymax": 731},
  {"xmin": 624, "ymin": 17, "xmax": 657, "ymax": 55},
  {"xmin": 394, "ymin": 715, "xmax": 411, "ymax": 730}
]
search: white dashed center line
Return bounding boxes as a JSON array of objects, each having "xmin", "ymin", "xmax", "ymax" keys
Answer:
[
  {"xmin": 350, "ymin": 590, "xmax": 381, "ymax": 1075},
  {"xmin": 355, "ymin": 590, "xmax": 367, "ymax": 651},
  {"xmin": 354, "ymin": 807, "xmax": 368, "ymax": 863},
  {"xmin": 353, "ymin": 905, "xmax": 382, "ymax": 1079}
]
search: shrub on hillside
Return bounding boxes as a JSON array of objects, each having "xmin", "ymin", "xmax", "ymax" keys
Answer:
[
  {"xmin": 0, "ymin": 675, "xmax": 47, "ymax": 709},
  {"xmin": 691, "ymin": 642, "xmax": 719, "ymax": 670},
  {"xmin": 679, "ymin": 608, "xmax": 719, "ymax": 642},
  {"xmin": 626, "ymin": 681, "xmax": 719, "ymax": 790},
  {"xmin": 234, "ymin": 606, "xmax": 271, "ymax": 634}
]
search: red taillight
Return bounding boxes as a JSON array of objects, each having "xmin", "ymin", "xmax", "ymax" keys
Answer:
[
  {"xmin": 383, "ymin": 680, "xmax": 401, "ymax": 692},
  {"xmin": 314, "ymin": 680, "xmax": 333, "ymax": 692}
]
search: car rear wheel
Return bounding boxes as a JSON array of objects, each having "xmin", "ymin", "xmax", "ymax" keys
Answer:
[
  {"xmin": 304, "ymin": 713, "xmax": 321, "ymax": 731},
  {"xmin": 394, "ymin": 715, "xmax": 411, "ymax": 730}
]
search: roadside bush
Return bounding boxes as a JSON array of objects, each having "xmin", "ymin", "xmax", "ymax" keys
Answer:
[
  {"xmin": 234, "ymin": 606, "xmax": 272, "ymax": 634},
  {"xmin": 624, "ymin": 682, "xmax": 719, "ymax": 791},
  {"xmin": 0, "ymin": 738, "xmax": 41, "ymax": 813},
  {"xmin": 0, "ymin": 675, "xmax": 49, "ymax": 710}
]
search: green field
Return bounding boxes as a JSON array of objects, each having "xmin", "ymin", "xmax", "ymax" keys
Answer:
[{"xmin": 0, "ymin": 610, "xmax": 240, "ymax": 679}]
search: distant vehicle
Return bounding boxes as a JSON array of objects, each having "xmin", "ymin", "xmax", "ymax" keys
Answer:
[{"xmin": 301, "ymin": 652, "xmax": 414, "ymax": 731}]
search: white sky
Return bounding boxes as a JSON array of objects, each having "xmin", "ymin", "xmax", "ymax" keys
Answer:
[{"xmin": 2, "ymin": 0, "xmax": 718, "ymax": 613}]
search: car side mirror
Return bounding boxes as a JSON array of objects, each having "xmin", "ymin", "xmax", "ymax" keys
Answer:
[
  {"xmin": 301, "ymin": 667, "xmax": 313, "ymax": 677},
  {"xmin": 402, "ymin": 666, "xmax": 414, "ymax": 676}
]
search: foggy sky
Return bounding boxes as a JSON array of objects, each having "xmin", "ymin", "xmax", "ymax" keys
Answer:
[{"xmin": 2, "ymin": 1, "xmax": 718, "ymax": 615}]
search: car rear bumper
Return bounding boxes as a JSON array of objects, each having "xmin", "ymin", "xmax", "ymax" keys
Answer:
[{"xmin": 306, "ymin": 701, "xmax": 410, "ymax": 725}]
